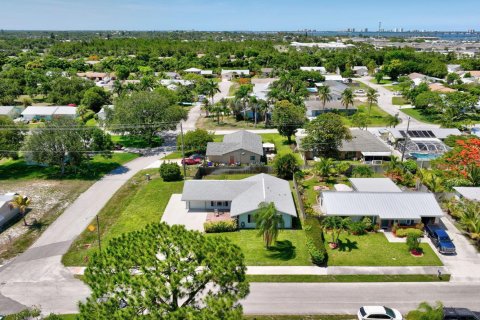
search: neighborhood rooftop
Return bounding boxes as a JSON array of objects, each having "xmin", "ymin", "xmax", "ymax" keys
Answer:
[
  {"xmin": 388, "ymin": 128, "xmax": 462, "ymax": 140},
  {"xmin": 320, "ymin": 192, "xmax": 444, "ymax": 220},
  {"xmin": 349, "ymin": 178, "xmax": 402, "ymax": 193},
  {"xmin": 21, "ymin": 106, "xmax": 77, "ymax": 116},
  {"xmin": 453, "ymin": 187, "xmax": 480, "ymax": 201},
  {"xmin": 206, "ymin": 131, "xmax": 263, "ymax": 156},
  {"xmin": 181, "ymin": 174, "xmax": 296, "ymax": 217},
  {"xmin": 340, "ymin": 129, "xmax": 392, "ymax": 153}
]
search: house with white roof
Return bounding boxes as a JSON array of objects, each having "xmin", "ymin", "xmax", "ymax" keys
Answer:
[
  {"xmin": 181, "ymin": 174, "xmax": 297, "ymax": 229},
  {"xmin": 0, "ymin": 106, "xmax": 23, "ymax": 119},
  {"xmin": 320, "ymin": 178, "xmax": 444, "ymax": 229},
  {"xmin": 300, "ymin": 67, "xmax": 327, "ymax": 74},
  {"xmin": 453, "ymin": 187, "xmax": 480, "ymax": 202},
  {"xmin": 221, "ymin": 69, "xmax": 250, "ymax": 80},
  {"xmin": 0, "ymin": 193, "xmax": 19, "ymax": 228},
  {"xmin": 21, "ymin": 106, "xmax": 78, "ymax": 122},
  {"xmin": 352, "ymin": 66, "xmax": 369, "ymax": 76}
]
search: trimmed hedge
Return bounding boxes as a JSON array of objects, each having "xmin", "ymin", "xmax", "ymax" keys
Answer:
[
  {"xmin": 204, "ymin": 219, "xmax": 237, "ymax": 233},
  {"xmin": 304, "ymin": 216, "xmax": 328, "ymax": 266},
  {"xmin": 395, "ymin": 228, "xmax": 424, "ymax": 238}
]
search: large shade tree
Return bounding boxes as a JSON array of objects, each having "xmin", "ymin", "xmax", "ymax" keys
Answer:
[
  {"xmin": 301, "ymin": 113, "xmax": 351, "ymax": 158},
  {"xmin": 79, "ymin": 223, "xmax": 248, "ymax": 319},
  {"xmin": 23, "ymin": 118, "xmax": 113, "ymax": 175},
  {"xmin": 272, "ymin": 100, "xmax": 305, "ymax": 143},
  {"xmin": 0, "ymin": 116, "xmax": 26, "ymax": 159},
  {"xmin": 108, "ymin": 91, "xmax": 187, "ymax": 146}
]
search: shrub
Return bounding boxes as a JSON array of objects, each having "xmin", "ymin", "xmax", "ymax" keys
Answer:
[
  {"xmin": 395, "ymin": 227, "xmax": 423, "ymax": 238},
  {"xmin": 407, "ymin": 232, "xmax": 421, "ymax": 252},
  {"xmin": 348, "ymin": 220, "xmax": 368, "ymax": 235},
  {"xmin": 306, "ymin": 236, "xmax": 326, "ymax": 265},
  {"xmin": 402, "ymin": 159, "xmax": 418, "ymax": 174},
  {"xmin": 159, "ymin": 162, "xmax": 183, "ymax": 182},
  {"xmin": 362, "ymin": 217, "xmax": 373, "ymax": 231},
  {"xmin": 204, "ymin": 219, "xmax": 237, "ymax": 233},
  {"xmin": 351, "ymin": 165, "xmax": 374, "ymax": 178},
  {"xmin": 273, "ymin": 153, "xmax": 299, "ymax": 179}
]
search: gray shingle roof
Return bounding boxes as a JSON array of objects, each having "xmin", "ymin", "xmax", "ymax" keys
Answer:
[
  {"xmin": 320, "ymin": 191, "xmax": 444, "ymax": 219},
  {"xmin": 181, "ymin": 174, "xmax": 297, "ymax": 217},
  {"xmin": 349, "ymin": 178, "xmax": 402, "ymax": 193},
  {"xmin": 206, "ymin": 131, "xmax": 263, "ymax": 156},
  {"xmin": 340, "ymin": 129, "xmax": 391, "ymax": 153}
]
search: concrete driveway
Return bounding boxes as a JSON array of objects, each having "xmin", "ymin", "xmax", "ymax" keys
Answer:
[
  {"xmin": 161, "ymin": 194, "xmax": 207, "ymax": 231},
  {"xmin": 430, "ymin": 217, "xmax": 480, "ymax": 282}
]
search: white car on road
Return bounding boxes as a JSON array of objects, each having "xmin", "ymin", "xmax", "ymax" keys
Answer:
[{"xmin": 358, "ymin": 306, "xmax": 403, "ymax": 320}]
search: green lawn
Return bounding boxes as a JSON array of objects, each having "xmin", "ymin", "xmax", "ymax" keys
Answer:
[
  {"xmin": 370, "ymin": 78, "xmax": 393, "ymax": 85},
  {"xmin": 259, "ymin": 133, "xmax": 303, "ymax": 163},
  {"xmin": 343, "ymin": 105, "xmax": 392, "ymax": 127},
  {"xmin": 247, "ymin": 274, "xmax": 450, "ymax": 283},
  {"xmin": 0, "ymin": 153, "xmax": 138, "ymax": 180},
  {"xmin": 207, "ymin": 230, "xmax": 312, "ymax": 266},
  {"xmin": 392, "ymin": 97, "xmax": 408, "ymax": 105},
  {"xmin": 62, "ymin": 170, "xmax": 184, "ymax": 266},
  {"xmin": 203, "ymin": 173, "xmax": 256, "ymax": 180},
  {"xmin": 196, "ymin": 115, "xmax": 270, "ymax": 130},
  {"xmin": 400, "ymin": 108, "xmax": 438, "ymax": 124},
  {"xmin": 244, "ymin": 315, "xmax": 352, "ymax": 320},
  {"xmin": 385, "ymin": 84, "xmax": 403, "ymax": 92},
  {"xmin": 85, "ymin": 118, "xmax": 97, "ymax": 127},
  {"xmin": 326, "ymin": 232, "xmax": 443, "ymax": 266},
  {"xmin": 162, "ymin": 151, "xmax": 183, "ymax": 159},
  {"xmin": 111, "ymin": 135, "xmax": 164, "ymax": 148}
]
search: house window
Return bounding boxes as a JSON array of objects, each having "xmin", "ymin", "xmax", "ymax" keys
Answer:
[
  {"xmin": 210, "ymin": 201, "xmax": 214, "ymax": 207},
  {"xmin": 217, "ymin": 201, "xmax": 222, "ymax": 206},
  {"xmin": 224, "ymin": 201, "xmax": 228, "ymax": 206},
  {"xmin": 250, "ymin": 155, "xmax": 255, "ymax": 161},
  {"xmin": 247, "ymin": 214, "xmax": 256, "ymax": 223}
]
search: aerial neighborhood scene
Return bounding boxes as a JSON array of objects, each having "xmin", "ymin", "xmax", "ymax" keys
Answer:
[{"xmin": 1, "ymin": 0, "xmax": 480, "ymax": 319}]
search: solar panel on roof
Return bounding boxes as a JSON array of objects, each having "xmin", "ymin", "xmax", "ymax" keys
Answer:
[{"xmin": 399, "ymin": 130, "xmax": 407, "ymax": 137}]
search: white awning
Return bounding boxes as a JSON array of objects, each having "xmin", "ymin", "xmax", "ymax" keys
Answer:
[
  {"xmin": 263, "ymin": 143, "xmax": 275, "ymax": 148},
  {"xmin": 361, "ymin": 152, "xmax": 392, "ymax": 157}
]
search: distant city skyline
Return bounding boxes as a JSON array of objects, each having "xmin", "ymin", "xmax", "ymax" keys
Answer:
[{"xmin": 1, "ymin": 0, "xmax": 479, "ymax": 31}]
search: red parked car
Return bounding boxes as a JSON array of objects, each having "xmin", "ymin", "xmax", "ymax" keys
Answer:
[{"xmin": 181, "ymin": 158, "xmax": 201, "ymax": 165}]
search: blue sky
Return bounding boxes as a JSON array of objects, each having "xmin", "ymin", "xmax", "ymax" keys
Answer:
[{"xmin": 0, "ymin": 0, "xmax": 478, "ymax": 31}]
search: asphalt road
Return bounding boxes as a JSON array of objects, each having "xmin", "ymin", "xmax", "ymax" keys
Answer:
[{"xmin": 243, "ymin": 282, "xmax": 480, "ymax": 315}]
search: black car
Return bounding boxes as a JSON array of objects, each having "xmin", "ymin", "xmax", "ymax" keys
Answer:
[{"xmin": 444, "ymin": 307, "xmax": 480, "ymax": 320}]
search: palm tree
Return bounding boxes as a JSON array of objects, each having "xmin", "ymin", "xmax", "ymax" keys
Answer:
[
  {"xmin": 202, "ymin": 99, "xmax": 212, "ymax": 117},
  {"xmin": 218, "ymin": 98, "xmax": 229, "ymax": 122},
  {"xmin": 340, "ymin": 88, "xmax": 354, "ymax": 111},
  {"xmin": 204, "ymin": 79, "xmax": 220, "ymax": 107},
  {"xmin": 406, "ymin": 302, "xmax": 443, "ymax": 320},
  {"xmin": 255, "ymin": 202, "xmax": 284, "ymax": 248},
  {"xmin": 318, "ymin": 85, "xmax": 332, "ymax": 111},
  {"xmin": 314, "ymin": 158, "xmax": 336, "ymax": 181},
  {"xmin": 366, "ymin": 88, "xmax": 379, "ymax": 117},
  {"xmin": 257, "ymin": 99, "xmax": 270, "ymax": 126},
  {"xmin": 386, "ymin": 114, "xmax": 401, "ymax": 128},
  {"xmin": 466, "ymin": 164, "xmax": 480, "ymax": 186},
  {"xmin": 235, "ymin": 85, "xmax": 252, "ymax": 120},
  {"xmin": 322, "ymin": 216, "xmax": 350, "ymax": 248},
  {"xmin": 386, "ymin": 155, "xmax": 401, "ymax": 171},
  {"xmin": 10, "ymin": 194, "xmax": 31, "ymax": 226},
  {"xmin": 419, "ymin": 169, "xmax": 444, "ymax": 193},
  {"xmin": 248, "ymin": 95, "xmax": 258, "ymax": 126},
  {"xmin": 459, "ymin": 201, "xmax": 480, "ymax": 242}
]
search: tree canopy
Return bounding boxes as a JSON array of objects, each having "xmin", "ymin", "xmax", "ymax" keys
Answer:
[
  {"xmin": 79, "ymin": 223, "xmax": 248, "ymax": 319},
  {"xmin": 0, "ymin": 116, "xmax": 26, "ymax": 159},
  {"xmin": 178, "ymin": 128, "xmax": 214, "ymax": 155},
  {"xmin": 272, "ymin": 100, "xmax": 305, "ymax": 143},
  {"xmin": 301, "ymin": 113, "xmax": 351, "ymax": 158}
]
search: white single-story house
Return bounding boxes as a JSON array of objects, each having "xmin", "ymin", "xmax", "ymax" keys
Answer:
[
  {"xmin": 352, "ymin": 66, "xmax": 369, "ymax": 76},
  {"xmin": 97, "ymin": 105, "xmax": 114, "ymax": 121},
  {"xmin": 206, "ymin": 131, "xmax": 264, "ymax": 165},
  {"xmin": 320, "ymin": 178, "xmax": 443, "ymax": 229},
  {"xmin": 181, "ymin": 174, "xmax": 297, "ymax": 229},
  {"xmin": 221, "ymin": 69, "xmax": 250, "ymax": 80},
  {"xmin": 300, "ymin": 66, "xmax": 327, "ymax": 74},
  {"xmin": 0, "ymin": 106, "xmax": 23, "ymax": 119},
  {"xmin": 184, "ymin": 67, "xmax": 203, "ymax": 74},
  {"xmin": 453, "ymin": 187, "xmax": 480, "ymax": 202},
  {"xmin": 21, "ymin": 106, "xmax": 78, "ymax": 122},
  {"xmin": 0, "ymin": 193, "xmax": 19, "ymax": 228}
]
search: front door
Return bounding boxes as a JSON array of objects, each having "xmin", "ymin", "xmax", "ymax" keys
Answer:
[
  {"xmin": 381, "ymin": 219, "xmax": 390, "ymax": 230},
  {"xmin": 229, "ymin": 155, "xmax": 235, "ymax": 164}
]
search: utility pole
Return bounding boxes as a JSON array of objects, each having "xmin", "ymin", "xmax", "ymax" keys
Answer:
[
  {"xmin": 96, "ymin": 215, "xmax": 102, "ymax": 252},
  {"xmin": 179, "ymin": 122, "xmax": 187, "ymax": 179},
  {"xmin": 401, "ymin": 117, "xmax": 411, "ymax": 162}
]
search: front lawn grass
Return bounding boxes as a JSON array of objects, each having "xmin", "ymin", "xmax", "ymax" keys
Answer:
[
  {"xmin": 244, "ymin": 315, "xmax": 352, "ymax": 320},
  {"xmin": 260, "ymin": 133, "xmax": 303, "ymax": 163},
  {"xmin": 343, "ymin": 105, "xmax": 392, "ymax": 127},
  {"xmin": 0, "ymin": 153, "xmax": 138, "ymax": 180},
  {"xmin": 62, "ymin": 170, "xmax": 184, "ymax": 266},
  {"xmin": 111, "ymin": 135, "xmax": 164, "ymax": 148},
  {"xmin": 207, "ymin": 230, "xmax": 312, "ymax": 266},
  {"xmin": 400, "ymin": 108, "xmax": 438, "ymax": 124},
  {"xmin": 392, "ymin": 97, "xmax": 408, "ymax": 105},
  {"xmin": 196, "ymin": 115, "xmax": 270, "ymax": 130},
  {"xmin": 246, "ymin": 274, "xmax": 450, "ymax": 283},
  {"xmin": 326, "ymin": 232, "xmax": 442, "ymax": 266}
]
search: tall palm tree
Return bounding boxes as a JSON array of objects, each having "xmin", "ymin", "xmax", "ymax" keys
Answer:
[
  {"xmin": 249, "ymin": 95, "xmax": 258, "ymax": 126},
  {"xmin": 257, "ymin": 99, "xmax": 270, "ymax": 126},
  {"xmin": 202, "ymin": 99, "xmax": 212, "ymax": 117},
  {"xmin": 318, "ymin": 85, "xmax": 332, "ymax": 111},
  {"xmin": 366, "ymin": 88, "xmax": 379, "ymax": 117},
  {"xmin": 255, "ymin": 202, "xmax": 284, "ymax": 248},
  {"xmin": 340, "ymin": 88, "xmax": 354, "ymax": 111},
  {"xmin": 204, "ymin": 79, "xmax": 220, "ymax": 107},
  {"xmin": 218, "ymin": 98, "xmax": 229, "ymax": 122},
  {"xmin": 459, "ymin": 201, "xmax": 480, "ymax": 242},
  {"xmin": 10, "ymin": 194, "xmax": 31, "ymax": 226}
]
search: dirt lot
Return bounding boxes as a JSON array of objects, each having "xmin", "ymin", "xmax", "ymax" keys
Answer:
[{"xmin": 0, "ymin": 179, "xmax": 91, "ymax": 262}]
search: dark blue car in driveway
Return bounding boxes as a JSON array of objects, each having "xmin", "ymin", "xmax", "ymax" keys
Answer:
[{"xmin": 425, "ymin": 224, "xmax": 456, "ymax": 254}]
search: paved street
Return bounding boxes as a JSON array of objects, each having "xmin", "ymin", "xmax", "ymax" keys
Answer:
[
  {"xmin": 357, "ymin": 77, "xmax": 440, "ymax": 129},
  {"xmin": 243, "ymin": 282, "xmax": 480, "ymax": 315},
  {"xmin": 0, "ymin": 155, "xmax": 161, "ymax": 314}
]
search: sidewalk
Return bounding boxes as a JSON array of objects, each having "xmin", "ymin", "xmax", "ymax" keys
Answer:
[{"xmin": 68, "ymin": 265, "xmax": 448, "ymax": 276}]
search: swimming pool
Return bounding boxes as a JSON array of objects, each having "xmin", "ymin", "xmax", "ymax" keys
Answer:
[{"xmin": 410, "ymin": 153, "xmax": 441, "ymax": 160}]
